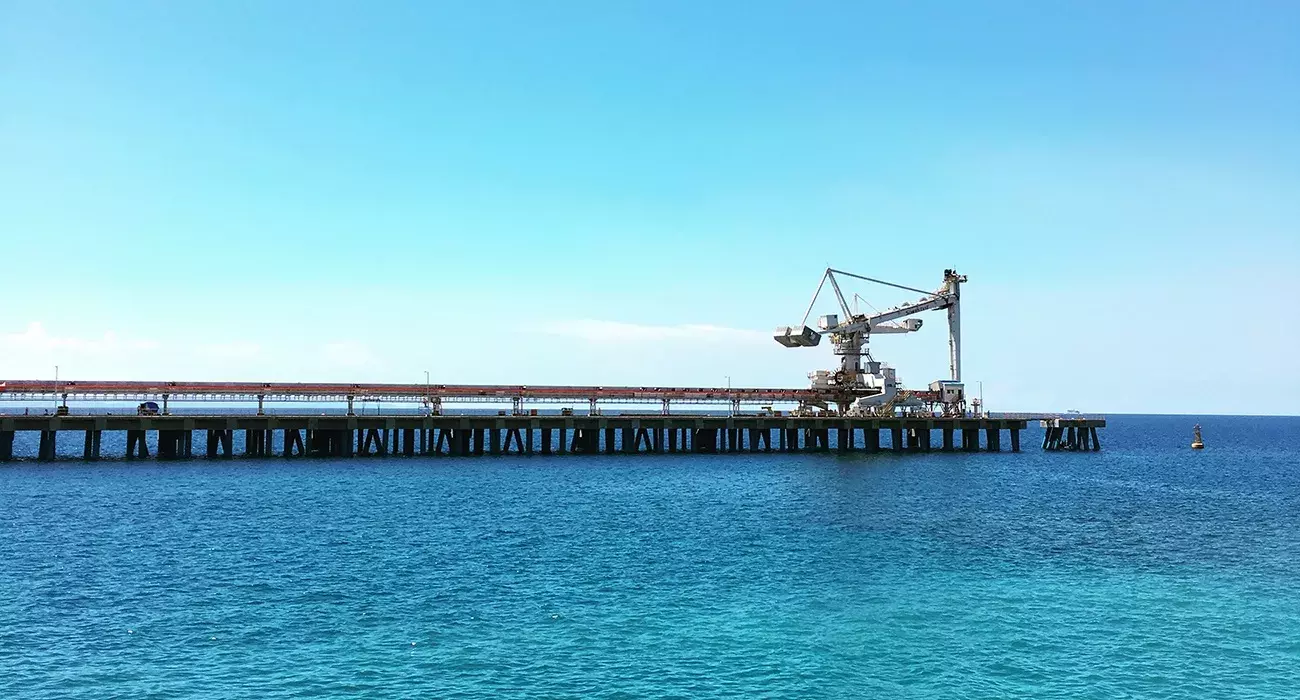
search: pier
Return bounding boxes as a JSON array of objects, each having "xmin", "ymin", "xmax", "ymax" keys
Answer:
[
  {"xmin": 0, "ymin": 414, "xmax": 1106, "ymax": 462},
  {"xmin": 0, "ymin": 379, "xmax": 1104, "ymax": 461}
]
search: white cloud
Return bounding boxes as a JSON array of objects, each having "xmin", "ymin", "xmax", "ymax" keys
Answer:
[
  {"xmin": 0, "ymin": 322, "xmax": 268, "ymax": 379},
  {"xmin": 1, "ymin": 322, "xmax": 159, "ymax": 354}
]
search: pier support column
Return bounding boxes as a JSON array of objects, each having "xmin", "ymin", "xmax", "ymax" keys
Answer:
[
  {"xmin": 691, "ymin": 429, "xmax": 710, "ymax": 453},
  {"xmin": 284, "ymin": 429, "xmax": 303, "ymax": 457},
  {"xmin": 0, "ymin": 431, "xmax": 13, "ymax": 462},
  {"xmin": 126, "ymin": 430, "xmax": 148, "ymax": 459},
  {"xmin": 890, "ymin": 427, "xmax": 903, "ymax": 452},
  {"xmin": 943, "ymin": 428, "xmax": 955, "ymax": 451},
  {"xmin": 83, "ymin": 430, "xmax": 102, "ymax": 460},
  {"xmin": 526, "ymin": 427, "xmax": 535, "ymax": 455},
  {"xmin": 1090, "ymin": 427, "xmax": 1101, "ymax": 451},
  {"xmin": 1010, "ymin": 428, "xmax": 1021, "ymax": 452},
  {"xmin": 986, "ymin": 428, "xmax": 1001, "ymax": 452},
  {"xmin": 918, "ymin": 428, "xmax": 931, "ymax": 452},
  {"xmin": 158, "ymin": 430, "xmax": 178, "ymax": 459},
  {"xmin": 863, "ymin": 427, "xmax": 879, "ymax": 453},
  {"xmin": 169, "ymin": 430, "xmax": 188, "ymax": 459},
  {"xmin": 39, "ymin": 430, "xmax": 57, "ymax": 461},
  {"xmin": 605, "ymin": 428, "xmax": 616, "ymax": 454},
  {"xmin": 963, "ymin": 428, "xmax": 980, "ymax": 452}
]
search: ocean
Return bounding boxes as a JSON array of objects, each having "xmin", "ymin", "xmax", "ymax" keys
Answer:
[{"xmin": 2, "ymin": 414, "xmax": 1298, "ymax": 698}]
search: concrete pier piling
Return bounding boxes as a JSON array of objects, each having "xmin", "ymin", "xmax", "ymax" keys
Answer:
[{"xmin": 0, "ymin": 415, "xmax": 1099, "ymax": 462}]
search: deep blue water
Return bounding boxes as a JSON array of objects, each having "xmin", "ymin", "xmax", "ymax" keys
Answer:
[{"xmin": 3, "ymin": 415, "xmax": 1299, "ymax": 698}]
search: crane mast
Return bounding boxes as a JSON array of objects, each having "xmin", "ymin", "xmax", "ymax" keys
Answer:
[{"xmin": 775, "ymin": 269, "xmax": 968, "ymax": 407}]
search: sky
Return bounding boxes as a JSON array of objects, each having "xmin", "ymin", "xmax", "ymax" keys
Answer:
[{"xmin": 2, "ymin": 1, "xmax": 1298, "ymax": 415}]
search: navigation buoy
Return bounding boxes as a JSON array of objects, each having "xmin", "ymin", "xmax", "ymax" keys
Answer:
[{"xmin": 1191, "ymin": 424, "xmax": 1204, "ymax": 450}]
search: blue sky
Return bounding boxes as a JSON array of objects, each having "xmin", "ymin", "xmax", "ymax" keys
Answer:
[{"xmin": 3, "ymin": 1, "xmax": 1298, "ymax": 414}]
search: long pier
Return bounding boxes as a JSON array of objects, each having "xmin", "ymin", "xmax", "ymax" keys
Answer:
[{"xmin": 0, "ymin": 414, "xmax": 1104, "ymax": 461}]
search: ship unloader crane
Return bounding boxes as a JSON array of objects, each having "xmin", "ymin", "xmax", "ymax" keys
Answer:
[{"xmin": 774, "ymin": 268, "xmax": 967, "ymax": 414}]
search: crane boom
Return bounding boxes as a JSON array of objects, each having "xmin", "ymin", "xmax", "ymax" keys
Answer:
[{"xmin": 841, "ymin": 293, "xmax": 954, "ymax": 334}]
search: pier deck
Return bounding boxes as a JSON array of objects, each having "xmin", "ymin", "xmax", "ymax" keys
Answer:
[{"xmin": 0, "ymin": 415, "xmax": 1105, "ymax": 461}]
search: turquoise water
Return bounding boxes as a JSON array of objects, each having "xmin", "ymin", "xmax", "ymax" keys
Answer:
[{"xmin": 3, "ymin": 415, "xmax": 1299, "ymax": 697}]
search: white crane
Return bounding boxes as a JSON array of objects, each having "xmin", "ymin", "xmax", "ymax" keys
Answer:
[{"xmin": 775, "ymin": 269, "xmax": 967, "ymax": 396}]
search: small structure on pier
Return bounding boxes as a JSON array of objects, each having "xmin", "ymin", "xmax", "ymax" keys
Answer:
[{"xmin": 1039, "ymin": 417, "xmax": 1104, "ymax": 451}]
